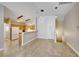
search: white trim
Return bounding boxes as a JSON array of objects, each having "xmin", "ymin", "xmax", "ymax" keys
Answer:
[
  {"xmin": 66, "ymin": 42, "xmax": 79, "ymax": 56},
  {"xmin": 22, "ymin": 38, "xmax": 36, "ymax": 46}
]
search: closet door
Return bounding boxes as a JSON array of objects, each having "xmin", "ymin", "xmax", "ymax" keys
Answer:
[
  {"xmin": 37, "ymin": 16, "xmax": 56, "ymax": 39},
  {"xmin": 49, "ymin": 16, "xmax": 56, "ymax": 39},
  {"xmin": 12, "ymin": 27, "xmax": 20, "ymax": 40},
  {"xmin": 37, "ymin": 16, "xmax": 47, "ymax": 39}
]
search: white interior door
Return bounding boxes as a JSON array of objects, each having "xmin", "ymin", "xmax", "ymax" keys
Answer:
[{"xmin": 37, "ymin": 16, "xmax": 57, "ymax": 39}]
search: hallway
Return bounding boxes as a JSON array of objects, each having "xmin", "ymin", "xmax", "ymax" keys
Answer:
[{"xmin": 1, "ymin": 39, "xmax": 78, "ymax": 57}]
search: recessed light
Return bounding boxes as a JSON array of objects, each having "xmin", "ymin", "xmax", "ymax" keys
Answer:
[
  {"xmin": 54, "ymin": 6, "xmax": 58, "ymax": 10},
  {"xmin": 41, "ymin": 9, "xmax": 44, "ymax": 12}
]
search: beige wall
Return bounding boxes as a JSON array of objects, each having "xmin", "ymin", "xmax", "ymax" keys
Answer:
[{"xmin": 64, "ymin": 3, "xmax": 79, "ymax": 55}]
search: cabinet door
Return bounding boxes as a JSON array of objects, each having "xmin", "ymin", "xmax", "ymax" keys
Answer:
[
  {"xmin": 37, "ymin": 16, "xmax": 47, "ymax": 39},
  {"xmin": 12, "ymin": 27, "xmax": 19, "ymax": 40}
]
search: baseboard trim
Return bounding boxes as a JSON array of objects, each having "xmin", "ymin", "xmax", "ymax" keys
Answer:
[
  {"xmin": 22, "ymin": 38, "xmax": 36, "ymax": 46},
  {"xmin": 66, "ymin": 42, "xmax": 79, "ymax": 56}
]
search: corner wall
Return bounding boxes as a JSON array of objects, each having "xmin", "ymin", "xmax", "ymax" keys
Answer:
[{"xmin": 64, "ymin": 3, "xmax": 79, "ymax": 55}]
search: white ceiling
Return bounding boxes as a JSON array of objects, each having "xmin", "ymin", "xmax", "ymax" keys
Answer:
[
  {"xmin": 32, "ymin": 2, "xmax": 75, "ymax": 17},
  {"xmin": 0, "ymin": 2, "xmax": 76, "ymax": 20}
]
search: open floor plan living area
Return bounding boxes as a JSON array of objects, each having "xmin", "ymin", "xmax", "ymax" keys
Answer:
[{"xmin": 0, "ymin": 2, "xmax": 79, "ymax": 57}]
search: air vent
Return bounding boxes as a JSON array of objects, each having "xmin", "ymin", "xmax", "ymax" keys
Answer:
[{"xmin": 59, "ymin": 2, "xmax": 72, "ymax": 5}]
